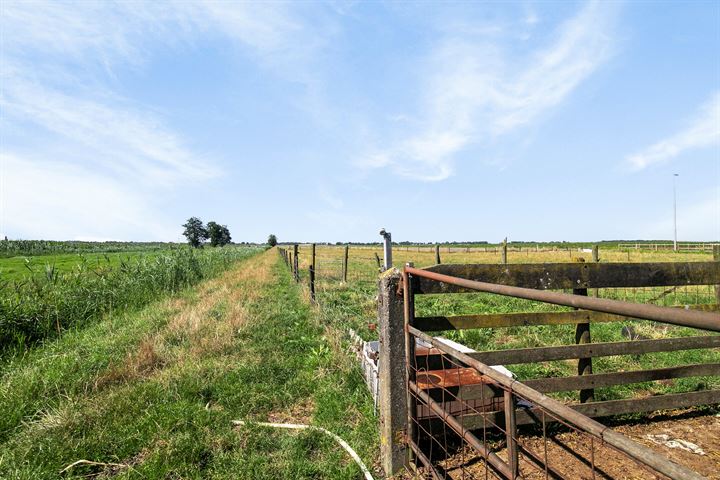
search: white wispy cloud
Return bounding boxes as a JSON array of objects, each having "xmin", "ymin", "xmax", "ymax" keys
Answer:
[
  {"xmin": 626, "ymin": 92, "xmax": 720, "ymax": 170},
  {"xmin": 1, "ymin": 152, "xmax": 180, "ymax": 241},
  {"xmin": 0, "ymin": 1, "xmax": 329, "ymax": 239},
  {"xmin": 1, "ymin": 73, "xmax": 218, "ymax": 186},
  {"xmin": 357, "ymin": 0, "xmax": 617, "ymax": 181}
]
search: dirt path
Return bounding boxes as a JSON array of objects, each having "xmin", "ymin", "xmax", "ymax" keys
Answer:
[{"xmin": 420, "ymin": 411, "xmax": 720, "ymax": 479}]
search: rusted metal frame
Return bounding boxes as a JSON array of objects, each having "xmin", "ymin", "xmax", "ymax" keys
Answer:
[
  {"xmin": 408, "ymin": 440, "xmax": 443, "ymax": 480},
  {"xmin": 458, "ymin": 390, "xmax": 720, "ymax": 428},
  {"xmin": 415, "ymin": 310, "xmax": 618, "ymax": 330},
  {"xmin": 418, "ymin": 261, "xmax": 720, "ymax": 291},
  {"xmin": 523, "ymin": 363, "xmax": 720, "ymax": 393},
  {"xmin": 414, "ymin": 363, "xmax": 720, "ymax": 396},
  {"xmin": 405, "ymin": 266, "xmax": 720, "ymax": 332},
  {"xmin": 415, "ymin": 304, "xmax": 720, "ymax": 332},
  {"xmin": 408, "ymin": 325, "xmax": 706, "ymax": 480},
  {"xmin": 467, "ymin": 335, "xmax": 720, "ymax": 365},
  {"xmin": 408, "ymin": 380, "xmax": 520, "ymax": 480},
  {"xmin": 402, "ymin": 267, "xmax": 417, "ymax": 469},
  {"xmin": 504, "ymin": 390, "xmax": 519, "ymax": 479}
]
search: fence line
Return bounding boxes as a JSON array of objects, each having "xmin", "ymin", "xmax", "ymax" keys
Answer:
[{"xmin": 619, "ymin": 242, "xmax": 719, "ymax": 252}]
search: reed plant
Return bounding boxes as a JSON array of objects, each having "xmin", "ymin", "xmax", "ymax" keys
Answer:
[{"xmin": 0, "ymin": 246, "xmax": 258, "ymax": 352}]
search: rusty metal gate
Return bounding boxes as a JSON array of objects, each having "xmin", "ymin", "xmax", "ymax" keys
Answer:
[{"xmin": 385, "ymin": 259, "xmax": 720, "ymax": 479}]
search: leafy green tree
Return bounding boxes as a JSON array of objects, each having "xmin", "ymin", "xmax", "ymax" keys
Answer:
[
  {"xmin": 219, "ymin": 225, "xmax": 231, "ymax": 245},
  {"xmin": 182, "ymin": 217, "xmax": 208, "ymax": 248},
  {"xmin": 207, "ymin": 221, "xmax": 232, "ymax": 247},
  {"xmin": 267, "ymin": 234, "xmax": 277, "ymax": 247}
]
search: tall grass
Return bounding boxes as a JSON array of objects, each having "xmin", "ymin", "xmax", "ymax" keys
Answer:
[
  {"xmin": 0, "ymin": 246, "xmax": 259, "ymax": 352},
  {"xmin": 0, "ymin": 239, "xmax": 183, "ymax": 258}
]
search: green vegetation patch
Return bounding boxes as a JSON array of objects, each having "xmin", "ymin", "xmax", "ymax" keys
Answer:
[
  {"xmin": 0, "ymin": 251, "xmax": 378, "ymax": 479},
  {"xmin": 0, "ymin": 246, "xmax": 260, "ymax": 354}
]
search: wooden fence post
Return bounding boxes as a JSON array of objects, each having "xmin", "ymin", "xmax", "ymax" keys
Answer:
[
  {"xmin": 378, "ymin": 268, "xmax": 407, "ymax": 475},
  {"xmin": 592, "ymin": 245, "xmax": 600, "ymax": 297},
  {"xmin": 309, "ymin": 265, "xmax": 315, "ymax": 303},
  {"xmin": 293, "ymin": 244, "xmax": 299, "ymax": 282},
  {"xmin": 573, "ymin": 257, "xmax": 593, "ymax": 403},
  {"xmin": 714, "ymin": 245, "xmax": 720, "ymax": 303},
  {"xmin": 435, "ymin": 244, "xmax": 441, "ymax": 264},
  {"xmin": 374, "ymin": 252, "xmax": 382, "ymax": 271},
  {"xmin": 311, "ymin": 243, "xmax": 316, "ymax": 272},
  {"xmin": 501, "ymin": 238, "xmax": 508, "ymax": 264},
  {"xmin": 342, "ymin": 244, "xmax": 349, "ymax": 283}
]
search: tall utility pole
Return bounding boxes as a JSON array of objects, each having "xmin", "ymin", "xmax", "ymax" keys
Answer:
[{"xmin": 673, "ymin": 173, "xmax": 679, "ymax": 251}]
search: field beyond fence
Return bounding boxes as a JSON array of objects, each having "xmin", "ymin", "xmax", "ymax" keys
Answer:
[{"xmin": 279, "ymin": 242, "xmax": 720, "ymax": 478}]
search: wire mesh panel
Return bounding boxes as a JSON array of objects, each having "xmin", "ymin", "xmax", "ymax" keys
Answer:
[{"xmin": 404, "ymin": 331, "xmax": 696, "ymax": 480}]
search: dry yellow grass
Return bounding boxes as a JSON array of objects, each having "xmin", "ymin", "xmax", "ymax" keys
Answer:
[{"xmin": 95, "ymin": 250, "xmax": 276, "ymax": 388}]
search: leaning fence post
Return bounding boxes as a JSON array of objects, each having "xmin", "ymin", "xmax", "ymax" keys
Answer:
[
  {"xmin": 378, "ymin": 268, "xmax": 407, "ymax": 475},
  {"xmin": 435, "ymin": 244, "xmax": 441, "ymax": 264},
  {"xmin": 374, "ymin": 252, "xmax": 382, "ymax": 271},
  {"xmin": 573, "ymin": 257, "xmax": 593, "ymax": 403},
  {"xmin": 342, "ymin": 245, "xmax": 349, "ymax": 283}
]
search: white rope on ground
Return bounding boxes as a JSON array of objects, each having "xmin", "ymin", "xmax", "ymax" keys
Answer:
[{"xmin": 231, "ymin": 420, "xmax": 375, "ymax": 480}]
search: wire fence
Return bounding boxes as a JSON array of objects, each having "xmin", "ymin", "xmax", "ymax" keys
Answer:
[{"xmin": 407, "ymin": 342, "xmax": 675, "ymax": 479}]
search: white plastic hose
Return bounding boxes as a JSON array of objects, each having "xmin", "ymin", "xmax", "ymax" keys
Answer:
[{"xmin": 232, "ymin": 420, "xmax": 375, "ymax": 480}]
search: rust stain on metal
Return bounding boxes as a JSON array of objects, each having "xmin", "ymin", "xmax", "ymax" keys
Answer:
[{"xmin": 415, "ymin": 367, "xmax": 491, "ymax": 390}]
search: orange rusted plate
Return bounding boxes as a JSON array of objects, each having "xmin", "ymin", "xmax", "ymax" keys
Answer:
[
  {"xmin": 415, "ymin": 345, "xmax": 444, "ymax": 357},
  {"xmin": 415, "ymin": 367, "xmax": 491, "ymax": 390}
]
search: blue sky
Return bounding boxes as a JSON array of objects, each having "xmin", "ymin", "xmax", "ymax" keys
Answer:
[{"xmin": 1, "ymin": 0, "xmax": 718, "ymax": 243}]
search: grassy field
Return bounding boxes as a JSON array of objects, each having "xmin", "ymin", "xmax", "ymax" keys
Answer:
[
  {"xmin": 293, "ymin": 244, "xmax": 719, "ymax": 403},
  {"xmin": 0, "ymin": 246, "xmax": 262, "ymax": 354},
  {"xmin": 0, "ymin": 240, "xmax": 181, "ymax": 258},
  {"xmin": 1, "ymin": 242, "xmax": 716, "ymax": 478},
  {"xmin": 0, "ymin": 251, "xmax": 166, "ymax": 282},
  {"xmin": 0, "ymin": 249, "xmax": 379, "ymax": 479}
]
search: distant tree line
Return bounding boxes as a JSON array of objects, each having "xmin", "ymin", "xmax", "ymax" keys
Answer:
[{"xmin": 182, "ymin": 217, "xmax": 232, "ymax": 248}]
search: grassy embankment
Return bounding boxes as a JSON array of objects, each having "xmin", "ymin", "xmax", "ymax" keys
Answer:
[
  {"xmin": 295, "ymin": 245, "xmax": 720, "ymax": 403},
  {"xmin": 0, "ymin": 246, "xmax": 260, "ymax": 352},
  {"xmin": 0, "ymin": 248, "xmax": 379, "ymax": 479}
]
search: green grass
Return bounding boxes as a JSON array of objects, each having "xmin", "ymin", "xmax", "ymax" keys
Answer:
[
  {"xmin": 0, "ymin": 239, "xmax": 181, "ymax": 258},
  {"xmin": 0, "ymin": 251, "xmax": 165, "ymax": 281},
  {"xmin": 0, "ymin": 246, "xmax": 261, "ymax": 353},
  {"xmin": 0, "ymin": 250, "xmax": 379, "ymax": 479},
  {"xmin": 294, "ymin": 245, "xmax": 719, "ymax": 404}
]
